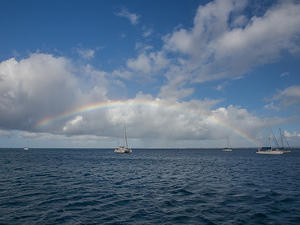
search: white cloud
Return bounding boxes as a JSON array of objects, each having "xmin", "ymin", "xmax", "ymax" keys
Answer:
[
  {"xmin": 135, "ymin": 42, "xmax": 153, "ymax": 51},
  {"xmin": 215, "ymin": 82, "xmax": 228, "ymax": 91},
  {"xmin": 0, "ymin": 53, "xmax": 108, "ymax": 131},
  {"xmin": 126, "ymin": 51, "xmax": 169, "ymax": 74},
  {"xmin": 271, "ymin": 85, "xmax": 300, "ymax": 107},
  {"xmin": 112, "ymin": 69, "xmax": 134, "ymax": 79},
  {"xmin": 77, "ymin": 48, "xmax": 95, "ymax": 59},
  {"xmin": 264, "ymin": 102, "xmax": 280, "ymax": 111},
  {"xmin": 115, "ymin": 8, "xmax": 140, "ymax": 25},
  {"xmin": 161, "ymin": 0, "xmax": 300, "ymax": 84},
  {"xmin": 158, "ymin": 64, "xmax": 194, "ymax": 99},
  {"xmin": 63, "ymin": 115, "xmax": 83, "ymax": 132},
  {"xmin": 0, "ymin": 59, "xmax": 266, "ymax": 145},
  {"xmin": 282, "ymin": 130, "xmax": 300, "ymax": 146},
  {"xmin": 284, "ymin": 130, "xmax": 300, "ymax": 138},
  {"xmin": 38, "ymin": 93, "xmax": 264, "ymax": 147},
  {"xmin": 127, "ymin": 53, "xmax": 151, "ymax": 73},
  {"xmin": 109, "ymin": 1, "xmax": 300, "ymax": 101}
]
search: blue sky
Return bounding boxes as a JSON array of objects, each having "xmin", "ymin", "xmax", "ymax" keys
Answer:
[{"xmin": 0, "ymin": 0, "xmax": 300, "ymax": 148}]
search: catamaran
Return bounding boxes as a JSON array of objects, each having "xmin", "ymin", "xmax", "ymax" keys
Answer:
[{"xmin": 114, "ymin": 124, "xmax": 132, "ymax": 154}]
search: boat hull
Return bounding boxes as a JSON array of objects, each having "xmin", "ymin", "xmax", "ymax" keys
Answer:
[
  {"xmin": 114, "ymin": 147, "xmax": 132, "ymax": 154},
  {"xmin": 256, "ymin": 150, "xmax": 284, "ymax": 155}
]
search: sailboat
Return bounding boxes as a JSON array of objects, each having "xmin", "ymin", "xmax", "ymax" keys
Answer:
[
  {"xmin": 114, "ymin": 124, "xmax": 132, "ymax": 154},
  {"xmin": 24, "ymin": 140, "xmax": 29, "ymax": 151},
  {"xmin": 256, "ymin": 129, "xmax": 284, "ymax": 155},
  {"xmin": 222, "ymin": 137, "xmax": 232, "ymax": 151}
]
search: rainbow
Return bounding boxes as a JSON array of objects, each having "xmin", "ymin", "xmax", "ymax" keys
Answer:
[
  {"xmin": 36, "ymin": 99, "xmax": 259, "ymax": 146},
  {"xmin": 211, "ymin": 117, "xmax": 260, "ymax": 146},
  {"xmin": 36, "ymin": 99, "xmax": 163, "ymax": 127}
]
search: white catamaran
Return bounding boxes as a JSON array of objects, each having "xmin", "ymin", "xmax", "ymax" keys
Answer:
[{"xmin": 114, "ymin": 124, "xmax": 132, "ymax": 154}]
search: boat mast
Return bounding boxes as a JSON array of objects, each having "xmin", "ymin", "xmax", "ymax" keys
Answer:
[
  {"xmin": 124, "ymin": 124, "xmax": 128, "ymax": 148},
  {"xmin": 268, "ymin": 135, "xmax": 271, "ymax": 148},
  {"xmin": 226, "ymin": 136, "xmax": 230, "ymax": 148},
  {"xmin": 279, "ymin": 128, "xmax": 284, "ymax": 148},
  {"xmin": 270, "ymin": 128, "xmax": 279, "ymax": 148}
]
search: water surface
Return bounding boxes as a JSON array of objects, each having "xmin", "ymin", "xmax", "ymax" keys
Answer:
[{"xmin": 0, "ymin": 148, "xmax": 299, "ymax": 224}]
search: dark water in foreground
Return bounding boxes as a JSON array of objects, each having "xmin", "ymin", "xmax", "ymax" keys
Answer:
[{"xmin": 0, "ymin": 148, "xmax": 300, "ymax": 225}]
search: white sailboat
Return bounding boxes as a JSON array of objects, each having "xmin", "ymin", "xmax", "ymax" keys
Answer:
[
  {"xmin": 114, "ymin": 124, "xmax": 132, "ymax": 154},
  {"xmin": 256, "ymin": 129, "xmax": 284, "ymax": 155},
  {"xmin": 222, "ymin": 137, "xmax": 232, "ymax": 152},
  {"xmin": 24, "ymin": 140, "xmax": 29, "ymax": 150}
]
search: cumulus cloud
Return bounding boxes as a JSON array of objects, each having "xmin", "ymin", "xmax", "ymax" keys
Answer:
[
  {"xmin": 115, "ymin": 8, "xmax": 140, "ymax": 25},
  {"xmin": 63, "ymin": 115, "xmax": 83, "ymax": 132},
  {"xmin": 35, "ymin": 93, "xmax": 265, "ymax": 147},
  {"xmin": 158, "ymin": 64, "xmax": 194, "ymax": 99},
  {"xmin": 284, "ymin": 130, "xmax": 300, "ymax": 138},
  {"xmin": 0, "ymin": 53, "xmax": 108, "ymax": 132},
  {"xmin": 126, "ymin": 51, "xmax": 169, "ymax": 74},
  {"xmin": 160, "ymin": 0, "xmax": 300, "ymax": 86},
  {"xmin": 269, "ymin": 85, "xmax": 300, "ymax": 107}
]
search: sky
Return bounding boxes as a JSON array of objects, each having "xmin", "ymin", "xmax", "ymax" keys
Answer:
[{"xmin": 1, "ymin": 0, "xmax": 300, "ymax": 148}]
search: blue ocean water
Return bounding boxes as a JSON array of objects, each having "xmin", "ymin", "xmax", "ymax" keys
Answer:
[{"xmin": 0, "ymin": 148, "xmax": 300, "ymax": 225}]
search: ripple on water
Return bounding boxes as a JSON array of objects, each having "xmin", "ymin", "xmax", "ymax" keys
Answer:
[{"xmin": 0, "ymin": 148, "xmax": 300, "ymax": 224}]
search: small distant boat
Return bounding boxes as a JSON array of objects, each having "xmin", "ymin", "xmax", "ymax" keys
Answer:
[
  {"xmin": 114, "ymin": 124, "xmax": 132, "ymax": 154},
  {"xmin": 24, "ymin": 140, "xmax": 30, "ymax": 150},
  {"xmin": 222, "ymin": 147, "xmax": 232, "ymax": 152},
  {"xmin": 222, "ymin": 137, "xmax": 232, "ymax": 151}
]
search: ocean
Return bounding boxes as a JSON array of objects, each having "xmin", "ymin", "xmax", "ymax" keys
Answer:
[{"xmin": 0, "ymin": 148, "xmax": 299, "ymax": 224}]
